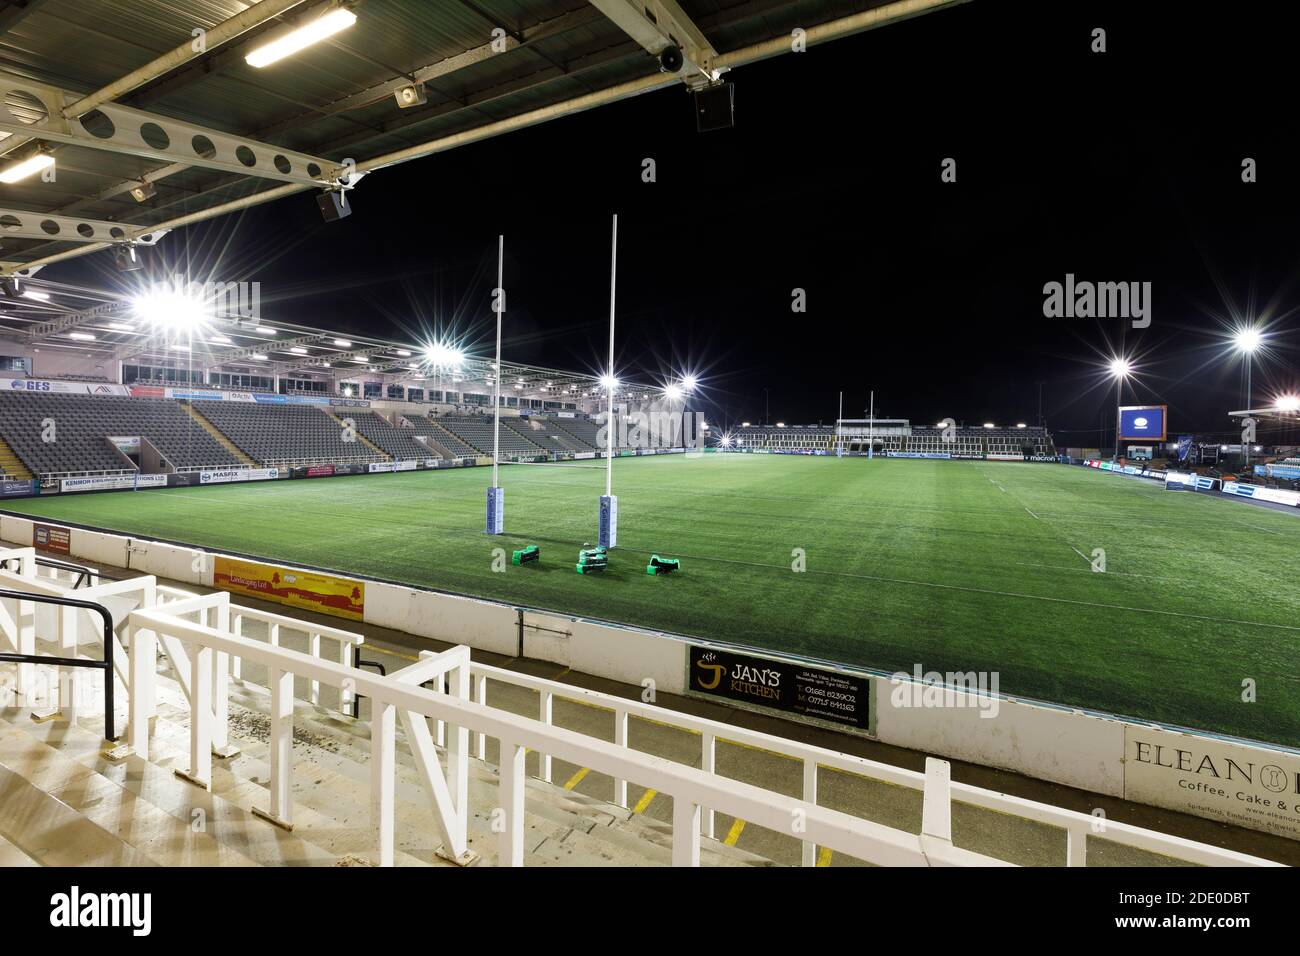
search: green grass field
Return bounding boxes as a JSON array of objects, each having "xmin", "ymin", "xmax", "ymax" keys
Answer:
[{"xmin": 5, "ymin": 455, "xmax": 1299, "ymax": 746}]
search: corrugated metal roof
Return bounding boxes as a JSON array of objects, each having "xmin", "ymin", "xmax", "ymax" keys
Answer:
[{"xmin": 0, "ymin": 0, "xmax": 941, "ymax": 271}]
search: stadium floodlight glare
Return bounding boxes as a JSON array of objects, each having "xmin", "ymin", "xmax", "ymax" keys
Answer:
[
  {"xmin": 21, "ymin": 290, "xmax": 50, "ymax": 301},
  {"xmin": 663, "ymin": 383, "xmax": 684, "ymax": 401},
  {"xmin": 245, "ymin": 7, "xmax": 357, "ymax": 68},
  {"xmin": 1274, "ymin": 395, "xmax": 1300, "ymax": 412},
  {"xmin": 256, "ymin": 327, "xmax": 276, "ymax": 335},
  {"xmin": 1108, "ymin": 357, "xmax": 1132, "ymax": 378},
  {"xmin": 424, "ymin": 342, "xmax": 464, "ymax": 367},
  {"xmin": 983, "ymin": 423, "xmax": 995, "ymax": 429},
  {"xmin": 1234, "ymin": 327, "xmax": 1263, "ymax": 353},
  {"xmin": 207, "ymin": 334, "xmax": 231, "ymax": 344},
  {"xmin": 106, "ymin": 323, "xmax": 134, "ymax": 332},
  {"xmin": 133, "ymin": 286, "xmax": 207, "ymax": 330},
  {"xmin": 742, "ymin": 421, "xmax": 751, "ymax": 427},
  {"xmin": 250, "ymin": 353, "xmax": 269, "ymax": 360},
  {"xmin": 682, "ymin": 374, "xmax": 698, "ymax": 391},
  {"xmin": 776, "ymin": 422, "xmax": 786, "ymax": 428},
  {"xmin": 600, "ymin": 374, "xmax": 619, "ymax": 390},
  {"xmin": 289, "ymin": 347, "xmax": 308, "ymax": 354},
  {"xmin": 333, "ymin": 338, "xmax": 352, "ymax": 347},
  {"xmin": 68, "ymin": 332, "xmax": 95, "ymax": 341},
  {"xmin": 0, "ymin": 152, "xmax": 54, "ymax": 184},
  {"xmin": 1016, "ymin": 422, "xmax": 1027, "ymax": 428}
]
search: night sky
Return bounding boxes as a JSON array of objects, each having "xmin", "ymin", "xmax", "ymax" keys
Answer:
[{"xmin": 48, "ymin": 1, "xmax": 1300, "ymax": 444}]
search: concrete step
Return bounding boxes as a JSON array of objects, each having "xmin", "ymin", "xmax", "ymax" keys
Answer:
[{"xmin": 0, "ymin": 831, "xmax": 38, "ymax": 866}]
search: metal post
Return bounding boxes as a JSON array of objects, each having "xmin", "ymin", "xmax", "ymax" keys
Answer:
[
  {"xmin": 598, "ymin": 214, "xmax": 619, "ymax": 549},
  {"xmin": 868, "ymin": 390, "xmax": 874, "ymax": 459},
  {"xmin": 486, "ymin": 235, "xmax": 505, "ymax": 534}
]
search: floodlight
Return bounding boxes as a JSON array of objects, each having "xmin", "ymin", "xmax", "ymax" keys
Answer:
[
  {"xmin": 600, "ymin": 375, "xmax": 619, "ymax": 389},
  {"xmin": 424, "ymin": 342, "xmax": 463, "ymax": 367},
  {"xmin": 250, "ymin": 353, "xmax": 269, "ymax": 361},
  {"xmin": 21, "ymin": 290, "xmax": 50, "ymax": 301},
  {"xmin": 776, "ymin": 422, "xmax": 786, "ymax": 428},
  {"xmin": 663, "ymin": 383, "xmax": 684, "ymax": 401},
  {"xmin": 0, "ymin": 152, "xmax": 54, "ymax": 184},
  {"xmin": 983, "ymin": 423, "xmax": 995, "ymax": 429},
  {"xmin": 245, "ymin": 8, "xmax": 357, "ymax": 68},
  {"xmin": 682, "ymin": 374, "xmax": 698, "ymax": 391},
  {"xmin": 1234, "ymin": 327, "xmax": 1263, "ymax": 353},
  {"xmin": 334, "ymin": 338, "xmax": 352, "ymax": 347},
  {"xmin": 129, "ymin": 180, "xmax": 157, "ymax": 203},
  {"xmin": 1274, "ymin": 395, "xmax": 1300, "ymax": 411},
  {"xmin": 1108, "ymin": 357, "xmax": 1131, "ymax": 378},
  {"xmin": 1016, "ymin": 423, "xmax": 1026, "ymax": 428},
  {"xmin": 133, "ymin": 287, "xmax": 207, "ymax": 330},
  {"xmin": 289, "ymin": 347, "xmax": 309, "ymax": 354},
  {"xmin": 256, "ymin": 327, "xmax": 276, "ymax": 335},
  {"xmin": 741, "ymin": 421, "xmax": 751, "ymax": 427},
  {"xmin": 68, "ymin": 332, "xmax": 95, "ymax": 341}
]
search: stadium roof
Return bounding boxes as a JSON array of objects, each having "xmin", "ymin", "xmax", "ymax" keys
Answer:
[
  {"xmin": 0, "ymin": 0, "xmax": 964, "ymax": 276},
  {"xmin": 0, "ymin": 274, "xmax": 655, "ymax": 399}
]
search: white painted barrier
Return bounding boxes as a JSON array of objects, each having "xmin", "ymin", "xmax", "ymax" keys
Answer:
[
  {"xmin": 404, "ymin": 588, "xmax": 517, "ymax": 657},
  {"xmin": 523, "ymin": 612, "xmax": 687, "ymax": 696},
  {"xmin": 69, "ymin": 528, "xmax": 130, "ymax": 569},
  {"xmin": 127, "ymin": 538, "xmax": 206, "ymax": 585},
  {"xmin": 0, "ymin": 515, "xmax": 33, "ymax": 547},
  {"xmin": 873, "ymin": 680, "xmax": 1126, "ymax": 796}
]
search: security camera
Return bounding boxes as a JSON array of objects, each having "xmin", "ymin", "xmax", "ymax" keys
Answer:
[{"xmin": 658, "ymin": 45, "xmax": 684, "ymax": 73}]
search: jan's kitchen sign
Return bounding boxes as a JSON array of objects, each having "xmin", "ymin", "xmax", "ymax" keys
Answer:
[
  {"xmin": 1123, "ymin": 725, "xmax": 1300, "ymax": 840},
  {"xmin": 688, "ymin": 645, "xmax": 869, "ymax": 730}
]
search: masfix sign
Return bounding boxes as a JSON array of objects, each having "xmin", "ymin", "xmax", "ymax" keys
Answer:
[
  {"xmin": 199, "ymin": 467, "xmax": 279, "ymax": 484},
  {"xmin": 1123, "ymin": 725, "xmax": 1300, "ymax": 840},
  {"xmin": 214, "ymin": 556, "xmax": 364, "ymax": 621},
  {"xmin": 688, "ymin": 645, "xmax": 869, "ymax": 730}
]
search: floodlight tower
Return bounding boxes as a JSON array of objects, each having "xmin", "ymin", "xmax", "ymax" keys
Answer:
[
  {"xmin": 486, "ymin": 236, "xmax": 505, "ymax": 535},
  {"xmin": 1108, "ymin": 356, "xmax": 1131, "ymax": 458},
  {"xmin": 599, "ymin": 215, "xmax": 619, "ymax": 549},
  {"xmin": 1234, "ymin": 327, "xmax": 1263, "ymax": 466}
]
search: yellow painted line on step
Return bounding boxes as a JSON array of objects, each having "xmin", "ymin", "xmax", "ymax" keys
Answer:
[
  {"xmin": 631, "ymin": 789, "xmax": 657, "ymax": 814},
  {"xmin": 723, "ymin": 818, "xmax": 745, "ymax": 846},
  {"xmin": 817, "ymin": 847, "xmax": 833, "ymax": 867},
  {"xmin": 563, "ymin": 767, "xmax": 590, "ymax": 790}
]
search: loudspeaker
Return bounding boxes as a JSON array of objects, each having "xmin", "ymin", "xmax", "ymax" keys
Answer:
[
  {"xmin": 694, "ymin": 82, "xmax": 734, "ymax": 132},
  {"xmin": 394, "ymin": 83, "xmax": 427, "ymax": 108},
  {"xmin": 317, "ymin": 190, "xmax": 352, "ymax": 222}
]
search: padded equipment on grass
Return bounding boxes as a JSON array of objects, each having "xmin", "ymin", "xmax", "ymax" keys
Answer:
[
  {"xmin": 513, "ymin": 545, "xmax": 540, "ymax": 566},
  {"xmin": 646, "ymin": 555, "xmax": 680, "ymax": 575},
  {"xmin": 576, "ymin": 547, "xmax": 608, "ymax": 574}
]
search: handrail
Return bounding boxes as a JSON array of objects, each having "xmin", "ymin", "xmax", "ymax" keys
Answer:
[
  {"xmin": 0, "ymin": 555, "xmax": 98, "ymax": 589},
  {"xmin": 465, "ymin": 661, "xmax": 1278, "ymax": 867},
  {"xmin": 0, "ymin": 586, "xmax": 116, "ymax": 741}
]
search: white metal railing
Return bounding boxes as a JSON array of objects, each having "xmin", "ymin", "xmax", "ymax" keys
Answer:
[
  {"xmin": 465, "ymin": 662, "xmax": 1280, "ymax": 868},
  {"xmin": 0, "ymin": 560, "xmax": 1281, "ymax": 868},
  {"xmin": 125, "ymin": 603, "xmax": 1009, "ymax": 868}
]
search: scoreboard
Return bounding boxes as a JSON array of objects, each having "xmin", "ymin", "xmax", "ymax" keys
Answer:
[{"xmin": 1118, "ymin": 404, "xmax": 1167, "ymax": 442}]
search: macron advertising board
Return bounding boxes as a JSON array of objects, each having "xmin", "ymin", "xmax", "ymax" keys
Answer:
[{"xmin": 1118, "ymin": 404, "xmax": 1167, "ymax": 442}]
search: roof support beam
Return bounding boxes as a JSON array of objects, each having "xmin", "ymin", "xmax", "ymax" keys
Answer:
[
  {"xmin": 0, "ymin": 207, "xmax": 168, "ymax": 245},
  {"xmin": 207, "ymin": 333, "xmax": 331, "ymax": 367},
  {"xmin": 22, "ymin": 299, "xmax": 133, "ymax": 339},
  {"xmin": 0, "ymin": 73, "xmax": 347, "ymax": 187},
  {"xmin": 586, "ymin": 0, "xmax": 721, "ymax": 85}
]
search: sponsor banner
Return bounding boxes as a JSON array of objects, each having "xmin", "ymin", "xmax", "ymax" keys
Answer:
[
  {"xmin": 1222, "ymin": 481, "xmax": 1300, "ymax": 506},
  {"xmin": 1263, "ymin": 463, "xmax": 1300, "ymax": 480},
  {"xmin": 367, "ymin": 460, "xmax": 418, "ymax": 473},
  {"xmin": 1123, "ymin": 725, "xmax": 1300, "ymax": 840},
  {"xmin": 108, "ymin": 435, "xmax": 141, "ymax": 453},
  {"xmin": 305, "ymin": 464, "xmax": 335, "ymax": 478},
  {"xmin": 557, "ymin": 411, "xmax": 576, "ymax": 418},
  {"xmin": 199, "ymin": 467, "xmax": 280, "ymax": 484},
  {"xmin": 951, "ymin": 453, "xmax": 986, "ymax": 460},
  {"xmin": 330, "ymin": 397, "xmax": 371, "ymax": 408},
  {"xmin": 6, "ymin": 378, "xmax": 130, "ymax": 396},
  {"xmin": 1028, "ymin": 455, "xmax": 1059, "ymax": 462},
  {"xmin": 1193, "ymin": 475, "xmax": 1220, "ymax": 492},
  {"xmin": 1164, "ymin": 470, "xmax": 1195, "ymax": 490},
  {"xmin": 574, "ymin": 452, "xmax": 597, "ymax": 460},
  {"xmin": 214, "ymin": 556, "xmax": 365, "ymax": 621},
  {"xmin": 167, "ymin": 388, "xmax": 232, "ymax": 402},
  {"xmin": 474, "ymin": 456, "xmax": 493, "ymax": 467},
  {"xmin": 887, "ymin": 452, "xmax": 952, "ymax": 459},
  {"xmin": 60, "ymin": 473, "xmax": 168, "ymax": 493},
  {"xmin": 32, "ymin": 523, "xmax": 71, "ymax": 554},
  {"xmin": 167, "ymin": 473, "xmax": 201, "ymax": 487},
  {"xmin": 0, "ymin": 479, "xmax": 36, "ymax": 498},
  {"xmin": 1118, "ymin": 404, "xmax": 1168, "ymax": 442},
  {"xmin": 986, "ymin": 453, "xmax": 1023, "ymax": 461},
  {"xmin": 688, "ymin": 645, "xmax": 869, "ymax": 730},
  {"xmin": 129, "ymin": 385, "xmax": 166, "ymax": 399}
]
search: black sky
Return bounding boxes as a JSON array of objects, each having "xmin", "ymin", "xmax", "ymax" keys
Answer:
[{"xmin": 50, "ymin": 0, "xmax": 1300, "ymax": 443}]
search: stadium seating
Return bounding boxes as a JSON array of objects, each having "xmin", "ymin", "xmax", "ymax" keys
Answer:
[
  {"xmin": 434, "ymin": 415, "xmax": 544, "ymax": 457},
  {"xmin": 190, "ymin": 401, "xmax": 382, "ymax": 466},
  {"xmin": 503, "ymin": 417, "xmax": 576, "ymax": 454},
  {"xmin": 346, "ymin": 411, "xmax": 438, "ymax": 460},
  {"xmin": 0, "ymin": 392, "xmax": 241, "ymax": 476},
  {"xmin": 549, "ymin": 416, "xmax": 604, "ymax": 451},
  {"xmin": 403, "ymin": 416, "xmax": 481, "ymax": 458}
]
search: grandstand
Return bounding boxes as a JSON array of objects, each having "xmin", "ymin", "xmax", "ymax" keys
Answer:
[
  {"xmin": 550, "ymin": 416, "xmax": 604, "ymax": 451},
  {"xmin": 0, "ymin": 392, "xmax": 241, "ymax": 477},
  {"xmin": 347, "ymin": 411, "xmax": 438, "ymax": 461},
  {"xmin": 731, "ymin": 423, "xmax": 1055, "ymax": 458},
  {"xmin": 403, "ymin": 415, "xmax": 482, "ymax": 459},
  {"xmin": 433, "ymin": 415, "xmax": 545, "ymax": 458},
  {"xmin": 189, "ymin": 401, "xmax": 383, "ymax": 467}
]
